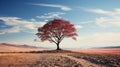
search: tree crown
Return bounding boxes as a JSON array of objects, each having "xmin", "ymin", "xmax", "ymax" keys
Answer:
[{"xmin": 36, "ymin": 19, "xmax": 77, "ymax": 44}]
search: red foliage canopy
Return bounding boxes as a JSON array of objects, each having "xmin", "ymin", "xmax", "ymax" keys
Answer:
[{"xmin": 36, "ymin": 19, "xmax": 77, "ymax": 50}]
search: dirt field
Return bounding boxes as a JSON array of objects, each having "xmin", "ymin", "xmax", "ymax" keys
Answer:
[
  {"xmin": 0, "ymin": 48, "xmax": 120, "ymax": 67},
  {"xmin": 0, "ymin": 53, "xmax": 82, "ymax": 67},
  {"xmin": 69, "ymin": 53, "xmax": 120, "ymax": 67},
  {"xmin": 0, "ymin": 50, "xmax": 119, "ymax": 67},
  {"xmin": 73, "ymin": 48, "xmax": 120, "ymax": 55}
]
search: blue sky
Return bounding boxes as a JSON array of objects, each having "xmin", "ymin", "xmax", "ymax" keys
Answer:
[{"xmin": 0, "ymin": 0, "xmax": 120, "ymax": 49}]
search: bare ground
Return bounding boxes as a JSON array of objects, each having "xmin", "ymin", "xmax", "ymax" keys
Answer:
[
  {"xmin": 62, "ymin": 55, "xmax": 106, "ymax": 67},
  {"xmin": 0, "ymin": 53, "xmax": 107, "ymax": 67},
  {"xmin": 0, "ymin": 43, "xmax": 119, "ymax": 67}
]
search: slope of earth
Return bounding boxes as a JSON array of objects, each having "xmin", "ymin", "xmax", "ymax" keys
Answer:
[{"xmin": 0, "ymin": 43, "xmax": 44, "ymax": 52}]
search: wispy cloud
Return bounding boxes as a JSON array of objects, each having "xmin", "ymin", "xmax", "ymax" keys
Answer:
[
  {"xmin": 82, "ymin": 8, "xmax": 120, "ymax": 27},
  {"xmin": 84, "ymin": 8, "xmax": 120, "ymax": 16},
  {"xmin": 31, "ymin": 3, "xmax": 71, "ymax": 11},
  {"xmin": 37, "ymin": 12, "xmax": 65, "ymax": 19},
  {"xmin": 0, "ymin": 17, "xmax": 46, "ymax": 34},
  {"xmin": 96, "ymin": 16, "xmax": 120, "ymax": 27},
  {"xmin": 84, "ymin": 8, "xmax": 110, "ymax": 15},
  {"xmin": 59, "ymin": 32, "xmax": 120, "ymax": 48},
  {"xmin": 0, "ymin": 15, "xmax": 80, "ymax": 35},
  {"xmin": 0, "ymin": 26, "xmax": 20, "ymax": 34},
  {"xmin": 81, "ymin": 32, "xmax": 120, "ymax": 46},
  {"xmin": 75, "ymin": 25, "xmax": 83, "ymax": 29}
]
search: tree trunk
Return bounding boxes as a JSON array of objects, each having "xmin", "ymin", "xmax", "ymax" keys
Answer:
[{"xmin": 56, "ymin": 43, "xmax": 60, "ymax": 50}]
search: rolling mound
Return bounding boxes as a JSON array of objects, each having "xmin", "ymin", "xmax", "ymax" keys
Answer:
[{"xmin": 0, "ymin": 43, "xmax": 45, "ymax": 52}]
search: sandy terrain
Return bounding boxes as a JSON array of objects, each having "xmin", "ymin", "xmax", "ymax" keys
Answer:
[
  {"xmin": 62, "ymin": 55, "xmax": 106, "ymax": 67},
  {"xmin": 0, "ymin": 43, "xmax": 119, "ymax": 67},
  {"xmin": 0, "ymin": 50, "xmax": 119, "ymax": 67},
  {"xmin": 73, "ymin": 48, "xmax": 120, "ymax": 55},
  {"xmin": 0, "ymin": 53, "xmax": 107, "ymax": 67}
]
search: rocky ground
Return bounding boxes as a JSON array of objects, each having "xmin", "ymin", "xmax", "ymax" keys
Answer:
[
  {"xmin": 69, "ymin": 53, "xmax": 120, "ymax": 67},
  {"xmin": 0, "ymin": 50, "xmax": 119, "ymax": 67},
  {"xmin": 0, "ymin": 53, "xmax": 82, "ymax": 67}
]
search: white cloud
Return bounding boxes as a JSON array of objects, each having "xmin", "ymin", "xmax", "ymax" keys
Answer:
[
  {"xmin": 96, "ymin": 17, "xmax": 120, "ymax": 27},
  {"xmin": 75, "ymin": 25, "xmax": 83, "ymax": 29},
  {"xmin": 31, "ymin": 3, "xmax": 71, "ymax": 11},
  {"xmin": 0, "ymin": 26, "xmax": 20, "ymax": 34},
  {"xmin": 51, "ymin": 32, "xmax": 120, "ymax": 48},
  {"xmin": 0, "ymin": 17, "xmax": 46, "ymax": 34},
  {"xmin": 83, "ymin": 8, "xmax": 120, "ymax": 27},
  {"xmin": 37, "ymin": 12, "xmax": 65, "ymax": 19},
  {"xmin": 84, "ymin": 8, "xmax": 111, "ymax": 15},
  {"xmin": 7, "ymin": 26, "xmax": 20, "ymax": 33},
  {"xmin": 84, "ymin": 8, "xmax": 120, "ymax": 16},
  {"xmin": 78, "ymin": 32, "xmax": 120, "ymax": 47}
]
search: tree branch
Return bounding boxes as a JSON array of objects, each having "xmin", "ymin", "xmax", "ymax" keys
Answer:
[{"xmin": 50, "ymin": 37, "xmax": 57, "ymax": 44}]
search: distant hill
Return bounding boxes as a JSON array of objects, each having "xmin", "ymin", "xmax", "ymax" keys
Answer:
[
  {"xmin": 1, "ymin": 43, "xmax": 39, "ymax": 48},
  {"xmin": 72, "ymin": 46, "xmax": 120, "ymax": 55},
  {"xmin": 96, "ymin": 46, "xmax": 120, "ymax": 49},
  {"xmin": 0, "ymin": 43, "xmax": 45, "ymax": 52}
]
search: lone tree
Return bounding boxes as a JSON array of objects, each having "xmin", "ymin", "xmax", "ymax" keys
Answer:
[{"xmin": 36, "ymin": 19, "xmax": 77, "ymax": 50}]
